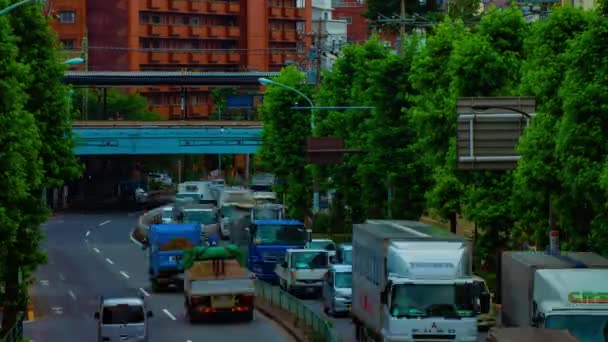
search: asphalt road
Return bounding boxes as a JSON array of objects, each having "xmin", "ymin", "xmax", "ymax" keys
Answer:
[{"xmin": 25, "ymin": 211, "xmax": 295, "ymax": 342}]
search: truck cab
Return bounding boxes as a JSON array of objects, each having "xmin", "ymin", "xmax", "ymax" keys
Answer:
[
  {"xmin": 336, "ymin": 243, "xmax": 353, "ymax": 265},
  {"xmin": 275, "ymin": 249, "xmax": 329, "ymax": 297},
  {"xmin": 247, "ymin": 220, "xmax": 309, "ymax": 283},
  {"xmin": 323, "ymin": 264, "xmax": 352, "ymax": 316},
  {"xmin": 532, "ymin": 268, "xmax": 608, "ymax": 342},
  {"xmin": 250, "ymin": 203, "xmax": 284, "ymax": 221},
  {"xmin": 145, "ymin": 223, "xmax": 201, "ymax": 291}
]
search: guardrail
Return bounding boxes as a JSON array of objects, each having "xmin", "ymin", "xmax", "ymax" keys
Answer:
[
  {"xmin": 255, "ymin": 280, "xmax": 339, "ymax": 342},
  {"xmin": 0, "ymin": 312, "xmax": 24, "ymax": 342}
]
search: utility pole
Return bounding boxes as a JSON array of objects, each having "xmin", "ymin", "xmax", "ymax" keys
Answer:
[
  {"xmin": 399, "ymin": 0, "xmax": 406, "ymax": 56},
  {"xmin": 81, "ymin": 35, "xmax": 88, "ymax": 120},
  {"xmin": 315, "ymin": 19, "xmax": 323, "ymax": 88}
]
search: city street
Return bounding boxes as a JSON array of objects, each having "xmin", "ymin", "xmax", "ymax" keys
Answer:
[{"xmin": 25, "ymin": 212, "xmax": 294, "ymax": 342}]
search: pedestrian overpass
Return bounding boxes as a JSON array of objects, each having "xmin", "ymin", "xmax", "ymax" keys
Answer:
[{"xmin": 72, "ymin": 121, "xmax": 262, "ymax": 155}]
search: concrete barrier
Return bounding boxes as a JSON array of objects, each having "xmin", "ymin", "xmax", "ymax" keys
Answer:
[{"xmin": 132, "ymin": 207, "xmax": 163, "ymax": 244}]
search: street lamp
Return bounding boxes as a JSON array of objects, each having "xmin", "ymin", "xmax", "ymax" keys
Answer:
[
  {"xmin": 258, "ymin": 77, "xmax": 320, "ymax": 213},
  {"xmin": 63, "ymin": 57, "xmax": 85, "ymax": 65},
  {"xmin": 0, "ymin": 0, "xmax": 44, "ymax": 16},
  {"xmin": 471, "ymin": 105, "xmax": 533, "ymax": 119}
]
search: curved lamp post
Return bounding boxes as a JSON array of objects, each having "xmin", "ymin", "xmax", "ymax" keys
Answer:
[
  {"xmin": 63, "ymin": 57, "xmax": 85, "ymax": 65},
  {"xmin": 258, "ymin": 77, "xmax": 320, "ymax": 213},
  {"xmin": 0, "ymin": 0, "xmax": 44, "ymax": 16}
]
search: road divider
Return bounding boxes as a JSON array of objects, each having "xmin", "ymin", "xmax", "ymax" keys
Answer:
[
  {"xmin": 131, "ymin": 207, "xmax": 163, "ymax": 245},
  {"xmin": 254, "ymin": 280, "xmax": 339, "ymax": 342}
]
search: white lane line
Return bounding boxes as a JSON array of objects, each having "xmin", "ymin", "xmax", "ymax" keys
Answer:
[
  {"xmin": 120, "ymin": 271, "xmax": 130, "ymax": 279},
  {"xmin": 163, "ymin": 309, "xmax": 177, "ymax": 321},
  {"xmin": 93, "ymin": 247, "xmax": 101, "ymax": 253},
  {"xmin": 130, "ymin": 234, "xmax": 144, "ymax": 247},
  {"xmin": 40, "ymin": 280, "xmax": 50, "ymax": 286},
  {"xmin": 105, "ymin": 258, "xmax": 114, "ymax": 265},
  {"xmin": 68, "ymin": 290, "xmax": 77, "ymax": 301},
  {"xmin": 59, "ymin": 274, "xmax": 65, "ymax": 281},
  {"xmin": 99, "ymin": 220, "xmax": 111, "ymax": 227},
  {"xmin": 139, "ymin": 288, "xmax": 150, "ymax": 297},
  {"xmin": 85, "ymin": 230, "xmax": 90, "ymax": 237}
]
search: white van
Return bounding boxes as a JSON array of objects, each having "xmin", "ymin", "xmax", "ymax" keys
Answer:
[{"xmin": 94, "ymin": 296, "xmax": 153, "ymax": 342}]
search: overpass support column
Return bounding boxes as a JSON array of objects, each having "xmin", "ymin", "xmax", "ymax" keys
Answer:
[{"xmin": 245, "ymin": 154, "xmax": 250, "ymax": 183}]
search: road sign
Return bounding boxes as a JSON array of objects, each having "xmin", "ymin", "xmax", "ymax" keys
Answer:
[
  {"xmin": 456, "ymin": 97, "xmax": 536, "ymax": 170},
  {"xmin": 307, "ymin": 137, "xmax": 344, "ymax": 165}
]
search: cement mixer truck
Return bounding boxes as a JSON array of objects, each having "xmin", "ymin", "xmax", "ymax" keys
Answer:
[{"xmin": 183, "ymin": 245, "xmax": 255, "ymax": 323}]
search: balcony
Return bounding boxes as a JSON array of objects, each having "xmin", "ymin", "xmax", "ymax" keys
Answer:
[
  {"xmin": 227, "ymin": 27, "xmax": 240, "ymax": 38},
  {"xmin": 295, "ymin": 8, "xmax": 305, "ymax": 18},
  {"xmin": 209, "ymin": 1, "xmax": 240, "ymax": 13},
  {"xmin": 169, "ymin": 0, "xmax": 188, "ymax": 11},
  {"xmin": 270, "ymin": 54, "xmax": 284, "ymax": 65},
  {"xmin": 209, "ymin": 26, "xmax": 227, "ymax": 37},
  {"xmin": 283, "ymin": 7, "xmax": 296, "ymax": 17},
  {"xmin": 169, "ymin": 25, "xmax": 189, "ymax": 37},
  {"xmin": 269, "ymin": 6, "xmax": 301, "ymax": 19},
  {"xmin": 146, "ymin": 0, "xmax": 161, "ymax": 9},
  {"xmin": 227, "ymin": 52, "xmax": 240, "ymax": 63},
  {"xmin": 270, "ymin": 30, "xmax": 282, "ymax": 41},
  {"xmin": 149, "ymin": 25, "xmax": 169, "ymax": 36},
  {"xmin": 169, "ymin": 52, "xmax": 189, "ymax": 64},
  {"xmin": 189, "ymin": 26, "xmax": 209, "ymax": 37},
  {"xmin": 188, "ymin": 104, "xmax": 211, "ymax": 118},
  {"xmin": 269, "ymin": 7, "xmax": 281, "ymax": 17},
  {"xmin": 209, "ymin": 53, "xmax": 228, "ymax": 64},
  {"xmin": 189, "ymin": 52, "xmax": 209, "ymax": 64},
  {"xmin": 189, "ymin": 1, "xmax": 205, "ymax": 11},
  {"xmin": 228, "ymin": 2, "xmax": 240, "ymax": 13},
  {"xmin": 147, "ymin": 51, "xmax": 166, "ymax": 63},
  {"xmin": 283, "ymin": 30, "xmax": 297, "ymax": 41}
]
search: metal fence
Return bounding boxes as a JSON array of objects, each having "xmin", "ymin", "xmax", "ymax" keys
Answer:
[
  {"xmin": 255, "ymin": 280, "xmax": 339, "ymax": 342},
  {"xmin": 0, "ymin": 312, "xmax": 24, "ymax": 342}
]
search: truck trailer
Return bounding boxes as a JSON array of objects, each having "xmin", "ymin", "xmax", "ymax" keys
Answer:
[
  {"xmin": 352, "ymin": 220, "xmax": 490, "ymax": 342},
  {"xmin": 500, "ymin": 251, "xmax": 608, "ymax": 342}
]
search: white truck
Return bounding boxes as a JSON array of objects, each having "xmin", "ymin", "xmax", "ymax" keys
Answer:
[
  {"xmin": 500, "ymin": 251, "xmax": 608, "ymax": 341},
  {"xmin": 275, "ymin": 249, "xmax": 330, "ymax": 297},
  {"xmin": 352, "ymin": 220, "xmax": 490, "ymax": 342}
]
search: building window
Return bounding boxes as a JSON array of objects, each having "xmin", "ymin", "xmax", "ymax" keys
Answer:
[
  {"xmin": 295, "ymin": 0, "xmax": 305, "ymax": 8},
  {"xmin": 323, "ymin": 12, "xmax": 329, "ymax": 20},
  {"xmin": 60, "ymin": 39, "xmax": 76, "ymax": 49},
  {"xmin": 59, "ymin": 11, "xmax": 75, "ymax": 23},
  {"xmin": 342, "ymin": 16, "xmax": 352, "ymax": 24},
  {"xmin": 151, "ymin": 15, "xmax": 161, "ymax": 24},
  {"xmin": 191, "ymin": 17, "xmax": 199, "ymax": 26}
]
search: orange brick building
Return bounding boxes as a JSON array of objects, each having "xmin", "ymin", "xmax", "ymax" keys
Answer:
[
  {"xmin": 48, "ymin": 0, "xmax": 88, "ymax": 70},
  {"xmin": 49, "ymin": 0, "xmax": 313, "ymax": 119}
]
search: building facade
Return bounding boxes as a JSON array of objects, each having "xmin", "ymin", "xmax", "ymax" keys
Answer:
[
  {"xmin": 48, "ymin": 0, "xmax": 88, "ymax": 70},
  {"xmin": 312, "ymin": 0, "xmax": 347, "ymax": 70},
  {"xmin": 330, "ymin": 0, "xmax": 367, "ymax": 43},
  {"xmin": 50, "ymin": 0, "xmax": 313, "ymax": 119}
]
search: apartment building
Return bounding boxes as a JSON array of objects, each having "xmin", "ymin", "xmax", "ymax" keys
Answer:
[
  {"xmin": 48, "ymin": 0, "xmax": 87, "ymax": 70},
  {"xmin": 331, "ymin": 0, "xmax": 367, "ymax": 43},
  {"xmin": 312, "ymin": 0, "xmax": 347, "ymax": 70},
  {"xmin": 50, "ymin": 0, "xmax": 313, "ymax": 119}
]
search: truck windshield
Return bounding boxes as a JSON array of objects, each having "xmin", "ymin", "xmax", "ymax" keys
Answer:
[
  {"xmin": 102, "ymin": 304, "xmax": 145, "ymax": 325},
  {"xmin": 254, "ymin": 224, "xmax": 307, "ymax": 245},
  {"xmin": 183, "ymin": 210, "xmax": 216, "ymax": 224},
  {"xmin": 253, "ymin": 208, "xmax": 281, "ymax": 220},
  {"xmin": 309, "ymin": 241, "xmax": 336, "ymax": 251},
  {"xmin": 390, "ymin": 284, "xmax": 475, "ymax": 318},
  {"xmin": 545, "ymin": 314, "xmax": 608, "ymax": 342},
  {"xmin": 291, "ymin": 252, "xmax": 328, "ymax": 269},
  {"xmin": 335, "ymin": 272, "xmax": 352, "ymax": 288}
]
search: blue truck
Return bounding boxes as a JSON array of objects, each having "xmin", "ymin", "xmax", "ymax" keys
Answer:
[
  {"xmin": 146, "ymin": 223, "xmax": 202, "ymax": 291},
  {"xmin": 247, "ymin": 219, "xmax": 310, "ymax": 283}
]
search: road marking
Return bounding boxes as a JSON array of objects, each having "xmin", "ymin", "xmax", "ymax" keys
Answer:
[
  {"xmin": 51, "ymin": 307, "xmax": 63, "ymax": 315},
  {"xmin": 59, "ymin": 274, "xmax": 65, "ymax": 281},
  {"xmin": 68, "ymin": 290, "xmax": 77, "ymax": 301},
  {"xmin": 40, "ymin": 280, "xmax": 49, "ymax": 286},
  {"xmin": 105, "ymin": 258, "xmax": 114, "ymax": 265},
  {"xmin": 120, "ymin": 271, "xmax": 130, "ymax": 279},
  {"xmin": 93, "ymin": 247, "xmax": 101, "ymax": 253},
  {"xmin": 163, "ymin": 309, "xmax": 176, "ymax": 321},
  {"xmin": 139, "ymin": 288, "xmax": 150, "ymax": 297},
  {"xmin": 85, "ymin": 230, "xmax": 90, "ymax": 237},
  {"xmin": 99, "ymin": 220, "xmax": 111, "ymax": 226}
]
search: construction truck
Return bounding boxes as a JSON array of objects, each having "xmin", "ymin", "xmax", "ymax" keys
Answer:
[{"xmin": 183, "ymin": 245, "xmax": 255, "ymax": 323}]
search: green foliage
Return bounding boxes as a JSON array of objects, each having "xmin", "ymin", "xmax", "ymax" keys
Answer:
[
  {"xmin": 74, "ymin": 89, "xmax": 162, "ymax": 121},
  {"xmin": 258, "ymin": 66, "xmax": 312, "ymax": 219},
  {"xmin": 447, "ymin": 0, "xmax": 481, "ymax": 22}
]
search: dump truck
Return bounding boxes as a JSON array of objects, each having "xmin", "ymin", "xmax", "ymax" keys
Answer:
[
  {"xmin": 183, "ymin": 245, "xmax": 255, "ymax": 323},
  {"xmin": 146, "ymin": 223, "xmax": 202, "ymax": 291},
  {"xmin": 500, "ymin": 251, "xmax": 608, "ymax": 342},
  {"xmin": 352, "ymin": 220, "xmax": 490, "ymax": 342}
]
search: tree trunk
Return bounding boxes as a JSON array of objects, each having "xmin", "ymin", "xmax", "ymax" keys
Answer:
[
  {"xmin": 1, "ymin": 250, "xmax": 20, "ymax": 336},
  {"xmin": 449, "ymin": 212, "xmax": 457, "ymax": 234}
]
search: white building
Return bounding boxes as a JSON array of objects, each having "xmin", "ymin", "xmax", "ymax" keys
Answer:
[{"xmin": 311, "ymin": 0, "xmax": 348, "ymax": 70}]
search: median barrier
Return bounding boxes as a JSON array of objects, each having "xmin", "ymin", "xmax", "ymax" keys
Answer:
[
  {"xmin": 132, "ymin": 207, "xmax": 163, "ymax": 244},
  {"xmin": 255, "ymin": 280, "xmax": 339, "ymax": 342}
]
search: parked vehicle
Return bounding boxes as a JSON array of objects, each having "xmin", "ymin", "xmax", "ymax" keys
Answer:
[
  {"xmin": 250, "ymin": 203, "xmax": 285, "ymax": 221},
  {"xmin": 275, "ymin": 249, "xmax": 329, "ymax": 296},
  {"xmin": 177, "ymin": 181, "xmax": 216, "ymax": 205},
  {"xmin": 218, "ymin": 188, "xmax": 255, "ymax": 208},
  {"xmin": 250, "ymin": 173, "xmax": 276, "ymax": 192},
  {"xmin": 308, "ymin": 238, "xmax": 337, "ymax": 258},
  {"xmin": 94, "ymin": 295, "xmax": 153, "ymax": 342},
  {"xmin": 323, "ymin": 264, "xmax": 352, "ymax": 316},
  {"xmin": 145, "ymin": 223, "xmax": 202, "ymax": 291},
  {"xmin": 500, "ymin": 250, "xmax": 608, "ymax": 342},
  {"xmin": 148, "ymin": 172, "xmax": 172, "ymax": 186},
  {"xmin": 486, "ymin": 327, "xmax": 579, "ymax": 342},
  {"xmin": 253, "ymin": 191, "xmax": 278, "ymax": 205},
  {"xmin": 336, "ymin": 243, "xmax": 352, "ymax": 265},
  {"xmin": 247, "ymin": 219, "xmax": 310, "ymax": 283},
  {"xmin": 352, "ymin": 219, "xmax": 490, "ymax": 342},
  {"xmin": 183, "ymin": 245, "xmax": 255, "ymax": 323}
]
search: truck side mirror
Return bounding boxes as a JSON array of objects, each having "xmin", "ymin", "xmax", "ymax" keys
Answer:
[
  {"xmin": 94, "ymin": 312, "xmax": 100, "ymax": 320},
  {"xmin": 480, "ymin": 292, "xmax": 491, "ymax": 314}
]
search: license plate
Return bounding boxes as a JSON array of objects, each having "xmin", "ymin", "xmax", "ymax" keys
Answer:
[{"xmin": 213, "ymin": 295, "xmax": 234, "ymax": 308}]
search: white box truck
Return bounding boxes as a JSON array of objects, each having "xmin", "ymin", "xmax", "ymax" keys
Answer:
[
  {"xmin": 500, "ymin": 251, "xmax": 608, "ymax": 341},
  {"xmin": 352, "ymin": 220, "xmax": 490, "ymax": 342}
]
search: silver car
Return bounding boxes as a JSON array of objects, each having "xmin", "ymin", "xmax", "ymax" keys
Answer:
[
  {"xmin": 94, "ymin": 296, "xmax": 153, "ymax": 342},
  {"xmin": 322, "ymin": 264, "xmax": 352, "ymax": 317}
]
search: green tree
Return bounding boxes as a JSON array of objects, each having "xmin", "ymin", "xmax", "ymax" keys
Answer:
[
  {"xmin": 514, "ymin": 7, "xmax": 592, "ymax": 246},
  {"xmin": 74, "ymin": 89, "xmax": 162, "ymax": 120},
  {"xmin": 0, "ymin": 0, "xmax": 45, "ymax": 332},
  {"xmin": 258, "ymin": 66, "xmax": 312, "ymax": 219},
  {"xmin": 447, "ymin": 0, "xmax": 480, "ymax": 22}
]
